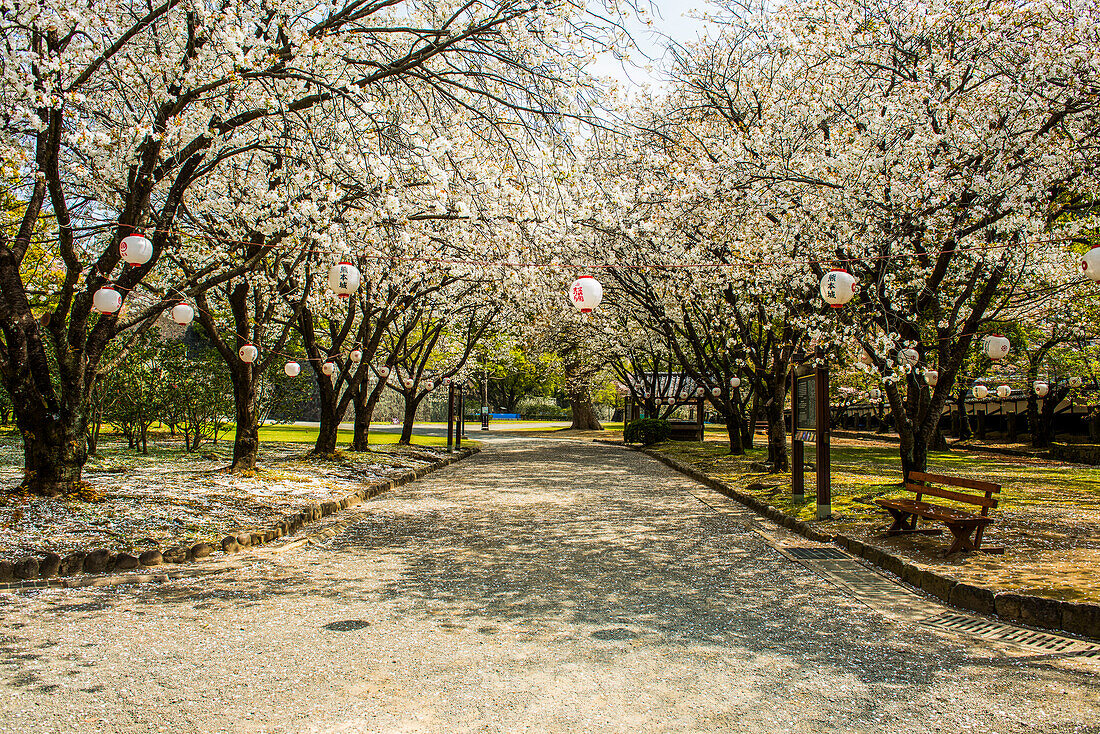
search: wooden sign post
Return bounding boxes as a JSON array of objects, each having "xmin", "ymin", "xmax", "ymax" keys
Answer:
[{"xmin": 791, "ymin": 360, "xmax": 832, "ymax": 519}]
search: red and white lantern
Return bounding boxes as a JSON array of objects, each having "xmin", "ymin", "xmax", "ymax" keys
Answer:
[
  {"xmin": 322, "ymin": 361, "xmax": 336, "ymax": 376},
  {"xmin": 859, "ymin": 349, "xmax": 874, "ymax": 365},
  {"xmin": 710, "ymin": 387, "xmax": 721, "ymax": 397},
  {"xmin": 349, "ymin": 349, "xmax": 362, "ymax": 364},
  {"xmin": 119, "ymin": 233, "xmax": 153, "ymax": 266},
  {"xmin": 1081, "ymin": 245, "xmax": 1100, "ymax": 282},
  {"xmin": 924, "ymin": 370, "xmax": 939, "ymax": 387},
  {"xmin": 901, "ymin": 348, "xmax": 919, "ymax": 365},
  {"xmin": 695, "ymin": 387, "xmax": 705, "ymax": 397},
  {"xmin": 996, "ymin": 385, "xmax": 1011, "ymax": 399},
  {"xmin": 377, "ymin": 366, "xmax": 390, "ymax": 378},
  {"xmin": 729, "ymin": 377, "xmax": 741, "ymax": 389},
  {"xmin": 1034, "ymin": 381, "xmax": 1049, "ymax": 398},
  {"xmin": 443, "ymin": 377, "xmax": 451, "ymax": 386},
  {"xmin": 1069, "ymin": 376, "xmax": 1084, "ymax": 388},
  {"xmin": 424, "ymin": 381, "xmax": 435, "ymax": 391},
  {"xmin": 568, "ymin": 276, "xmax": 603, "ymax": 313},
  {"xmin": 328, "ymin": 261, "xmax": 361, "ymax": 299},
  {"xmin": 239, "ymin": 344, "xmax": 258, "ymax": 363},
  {"xmin": 819, "ymin": 268, "xmax": 857, "ymax": 308},
  {"xmin": 170, "ymin": 303, "xmax": 194, "ymax": 325},
  {"xmin": 284, "ymin": 361, "xmax": 301, "ymax": 377},
  {"xmin": 869, "ymin": 388, "xmax": 881, "ymax": 400},
  {"xmin": 983, "ymin": 335, "xmax": 1011, "ymax": 361},
  {"xmin": 92, "ymin": 286, "xmax": 122, "ymax": 314},
  {"xmin": 972, "ymin": 384, "xmax": 989, "ymax": 399},
  {"xmin": 402, "ymin": 377, "xmax": 414, "ymax": 389}
]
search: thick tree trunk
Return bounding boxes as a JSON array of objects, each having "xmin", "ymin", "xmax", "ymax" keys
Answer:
[
  {"xmin": 399, "ymin": 393, "xmax": 426, "ymax": 445},
  {"xmin": 350, "ymin": 381, "xmax": 384, "ymax": 451},
  {"xmin": 899, "ymin": 426, "xmax": 929, "ymax": 479},
  {"xmin": 956, "ymin": 392, "xmax": 972, "ymax": 440},
  {"xmin": 20, "ymin": 412, "xmax": 88, "ymax": 496},
  {"xmin": 230, "ymin": 366, "xmax": 260, "ymax": 471},
  {"xmin": 568, "ymin": 387, "xmax": 603, "ymax": 431},
  {"xmin": 312, "ymin": 376, "xmax": 341, "ymax": 456}
]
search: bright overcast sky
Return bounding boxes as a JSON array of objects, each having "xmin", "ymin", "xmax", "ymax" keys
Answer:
[{"xmin": 587, "ymin": 1, "xmax": 723, "ymax": 95}]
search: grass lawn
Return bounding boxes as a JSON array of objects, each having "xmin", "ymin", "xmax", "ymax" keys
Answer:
[
  {"xmin": 256, "ymin": 424, "xmax": 450, "ymax": 447},
  {"xmin": 650, "ymin": 436, "xmax": 1100, "ymax": 602}
]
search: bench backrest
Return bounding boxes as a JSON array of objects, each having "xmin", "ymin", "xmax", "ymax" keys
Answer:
[{"xmin": 905, "ymin": 471, "xmax": 1001, "ymax": 516}]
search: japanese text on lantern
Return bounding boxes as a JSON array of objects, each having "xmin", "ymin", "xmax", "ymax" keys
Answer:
[
  {"xmin": 825, "ymin": 274, "xmax": 837, "ymax": 300},
  {"xmin": 572, "ymin": 284, "xmax": 584, "ymax": 303}
]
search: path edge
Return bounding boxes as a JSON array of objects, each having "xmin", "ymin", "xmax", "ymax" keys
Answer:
[
  {"xmin": 0, "ymin": 446, "xmax": 480, "ymax": 591},
  {"xmin": 627, "ymin": 443, "xmax": 1100, "ymax": 642}
]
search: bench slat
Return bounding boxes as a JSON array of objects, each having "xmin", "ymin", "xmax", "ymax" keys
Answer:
[
  {"xmin": 903, "ymin": 482, "xmax": 999, "ymax": 509},
  {"xmin": 908, "ymin": 471, "xmax": 1000, "ymax": 493},
  {"xmin": 876, "ymin": 498, "xmax": 993, "ymax": 525}
]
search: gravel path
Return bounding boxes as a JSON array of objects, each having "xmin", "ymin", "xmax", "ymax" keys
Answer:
[{"xmin": 0, "ymin": 438, "xmax": 1097, "ymax": 733}]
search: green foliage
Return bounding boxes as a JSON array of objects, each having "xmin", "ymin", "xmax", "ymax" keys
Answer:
[{"xmin": 624, "ymin": 417, "xmax": 671, "ymax": 445}]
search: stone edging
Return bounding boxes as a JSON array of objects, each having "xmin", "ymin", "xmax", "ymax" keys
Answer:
[
  {"xmin": 635, "ymin": 445, "xmax": 1100, "ymax": 642},
  {"xmin": 0, "ymin": 447, "xmax": 479, "ymax": 590}
]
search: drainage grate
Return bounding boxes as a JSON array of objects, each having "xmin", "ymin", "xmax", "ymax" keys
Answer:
[
  {"xmin": 922, "ymin": 612, "xmax": 1100, "ymax": 657},
  {"xmin": 785, "ymin": 547, "xmax": 851, "ymax": 560}
]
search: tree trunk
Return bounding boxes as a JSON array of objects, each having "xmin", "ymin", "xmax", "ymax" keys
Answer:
[
  {"xmin": 956, "ymin": 392, "xmax": 972, "ymax": 440},
  {"xmin": 763, "ymin": 381, "xmax": 788, "ymax": 471},
  {"xmin": 350, "ymin": 380, "xmax": 384, "ymax": 451},
  {"xmin": 399, "ymin": 392, "xmax": 426, "ymax": 445},
  {"xmin": 312, "ymin": 374, "xmax": 341, "ymax": 456},
  {"xmin": 20, "ymin": 412, "xmax": 88, "ymax": 496},
  {"xmin": 568, "ymin": 389, "xmax": 603, "ymax": 430},
  {"xmin": 725, "ymin": 414, "xmax": 744, "ymax": 455},
  {"xmin": 230, "ymin": 365, "xmax": 260, "ymax": 471},
  {"xmin": 899, "ymin": 426, "xmax": 928, "ymax": 479}
]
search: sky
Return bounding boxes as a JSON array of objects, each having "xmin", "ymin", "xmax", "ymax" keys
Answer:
[{"xmin": 587, "ymin": 1, "xmax": 723, "ymax": 94}]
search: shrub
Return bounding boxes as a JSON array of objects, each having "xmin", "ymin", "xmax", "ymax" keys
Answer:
[{"xmin": 624, "ymin": 418, "xmax": 671, "ymax": 446}]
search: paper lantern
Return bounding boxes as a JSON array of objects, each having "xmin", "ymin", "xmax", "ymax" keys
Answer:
[
  {"xmin": 239, "ymin": 344, "xmax": 258, "ymax": 363},
  {"xmin": 322, "ymin": 361, "xmax": 336, "ymax": 376},
  {"xmin": 996, "ymin": 385, "xmax": 1011, "ymax": 399},
  {"xmin": 901, "ymin": 348, "xmax": 919, "ymax": 365},
  {"xmin": 402, "ymin": 377, "xmax": 414, "ymax": 389},
  {"xmin": 1069, "ymin": 376, "xmax": 1084, "ymax": 388},
  {"xmin": 924, "ymin": 370, "xmax": 939, "ymax": 387},
  {"xmin": 170, "ymin": 303, "xmax": 194, "ymax": 325},
  {"xmin": 568, "ymin": 276, "xmax": 603, "ymax": 313},
  {"xmin": 328, "ymin": 261, "xmax": 361, "ymax": 298},
  {"xmin": 425, "ymin": 381, "xmax": 435, "ymax": 391},
  {"xmin": 729, "ymin": 377, "xmax": 741, "ymax": 389},
  {"xmin": 92, "ymin": 286, "xmax": 122, "ymax": 314},
  {"xmin": 695, "ymin": 387, "xmax": 705, "ymax": 397},
  {"xmin": 859, "ymin": 349, "xmax": 874, "ymax": 365},
  {"xmin": 1081, "ymin": 245, "xmax": 1100, "ymax": 282},
  {"xmin": 377, "ymin": 366, "xmax": 390, "ymax": 378},
  {"xmin": 819, "ymin": 269, "xmax": 857, "ymax": 308},
  {"xmin": 869, "ymin": 388, "xmax": 881, "ymax": 400},
  {"xmin": 983, "ymin": 334, "xmax": 1010, "ymax": 361},
  {"xmin": 1034, "ymin": 381, "xmax": 1049, "ymax": 398},
  {"xmin": 284, "ymin": 361, "xmax": 301, "ymax": 377},
  {"xmin": 972, "ymin": 384, "xmax": 989, "ymax": 399},
  {"xmin": 710, "ymin": 387, "xmax": 721, "ymax": 397},
  {"xmin": 119, "ymin": 233, "xmax": 153, "ymax": 266}
]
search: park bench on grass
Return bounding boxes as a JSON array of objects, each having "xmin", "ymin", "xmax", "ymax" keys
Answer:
[
  {"xmin": 667, "ymin": 420, "xmax": 703, "ymax": 441},
  {"xmin": 875, "ymin": 471, "xmax": 1004, "ymax": 555}
]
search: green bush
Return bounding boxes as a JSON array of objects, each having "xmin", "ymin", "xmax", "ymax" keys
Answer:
[{"xmin": 624, "ymin": 418, "xmax": 671, "ymax": 445}]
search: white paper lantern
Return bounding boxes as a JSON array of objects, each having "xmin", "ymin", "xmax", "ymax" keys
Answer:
[
  {"xmin": 1034, "ymin": 381, "xmax": 1049, "ymax": 398},
  {"xmin": 819, "ymin": 268, "xmax": 857, "ymax": 308},
  {"xmin": 424, "ymin": 381, "xmax": 435, "ymax": 391},
  {"xmin": 402, "ymin": 377, "xmax": 414, "ymax": 389},
  {"xmin": 92, "ymin": 286, "xmax": 122, "ymax": 314},
  {"xmin": 349, "ymin": 349, "xmax": 362, "ymax": 363},
  {"xmin": 667, "ymin": 397, "xmax": 676, "ymax": 405},
  {"xmin": 924, "ymin": 370, "xmax": 939, "ymax": 387},
  {"xmin": 972, "ymin": 384, "xmax": 989, "ymax": 399},
  {"xmin": 239, "ymin": 344, "xmax": 258, "ymax": 363},
  {"xmin": 568, "ymin": 276, "xmax": 603, "ymax": 313},
  {"xmin": 1081, "ymin": 246, "xmax": 1100, "ymax": 282},
  {"xmin": 869, "ymin": 388, "xmax": 881, "ymax": 400},
  {"xmin": 328, "ymin": 261, "xmax": 361, "ymax": 298},
  {"xmin": 983, "ymin": 334, "xmax": 1010, "ymax": 361},
  {"xmin": 695, "ymin": 387, "xmax": 705, "ymax": 397},
  {"xmin": 729, "ymin": 377, "xmax": 741, "ymax": 389},
  {"xmin": 709, "ymin": 387, "xmax": 720, "ymax": 397},
  {"xmin": 170, "ymin": 303, "xmax": 194, "ymax": 325},
  {"xmin": 284, "ymin": 361, "xmax": 301, "ymax": 377},
  {"xmin": 443, "ymin": 377, "xmax": 451, "ymax": 386},
  {"xmin": 859, "ymin": 349, "xmax": 874, "ymax": 365},
  {"xmin": 996, "ymin": 385, "xmax": 1011, "ymax": 399},
  {"xmin": 377, "ymin": 366, "xmax": 390, "ymax": 378},
  {"xmin": 119, "ymin": 234, "xmax": 153, "ymax": 266},
  {"xmin": 322, "ymin": 361, "xmax": 336, "ymax": 376},
  {"xmin": 1069, "ymin": 376, "xmax": 1084, "ymax": 388},
  {"xmin": 901, "ymin": 348, "xmax": 919, "ymax": 365}
]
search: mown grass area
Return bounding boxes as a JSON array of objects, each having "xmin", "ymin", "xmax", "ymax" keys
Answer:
[
  {"xmin": 650, "ymin": 437, "xmax": 1100, "ymax": 602},
  {"xmin": 256, "ymin": 424, "xmax": 450, "ymax": 446}
]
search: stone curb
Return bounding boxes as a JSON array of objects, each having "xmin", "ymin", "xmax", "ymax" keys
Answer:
[
  {"xmin": 633, "ymin": 445, "xmax": 1100, "ymax": 642},
  {"xmin": 0, "ymin": 447, "xmax": 480, "ymax": 591}
]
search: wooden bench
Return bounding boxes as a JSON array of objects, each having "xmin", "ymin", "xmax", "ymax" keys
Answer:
[
  {"xmin": 875, "ymin": 471, "xmax": 1003, "ymax": 554},
  {"xmin": 667, "ymin": 420, "xmax": 703, "ymax": 441}
]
